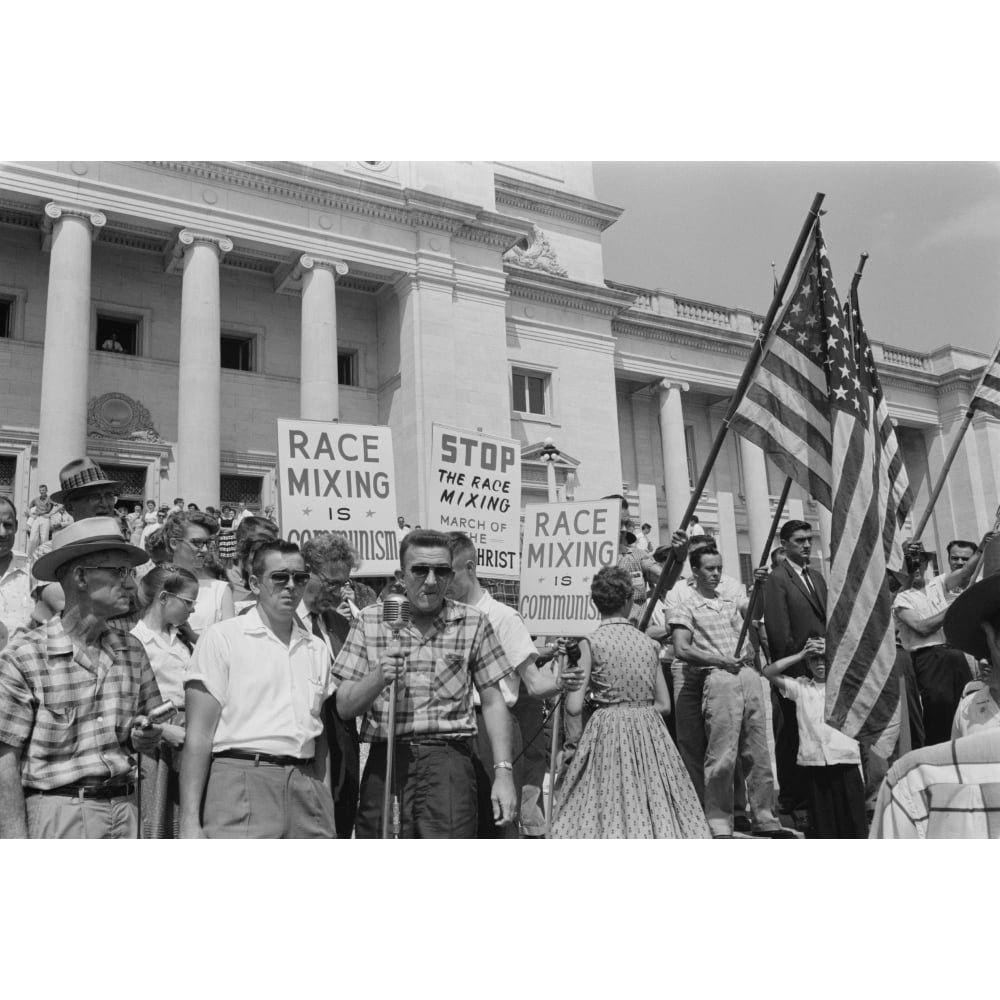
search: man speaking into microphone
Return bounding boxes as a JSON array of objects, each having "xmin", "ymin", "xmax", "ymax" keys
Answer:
[{"xmin": 333, "ymin": 529, "xmax": 518, "ymax": 838}]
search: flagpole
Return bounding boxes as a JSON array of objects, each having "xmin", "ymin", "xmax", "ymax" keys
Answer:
[
  {"xmin": 850, "ymin": 251, "xmax": 869, "ymax": 299},
  {"xmin": 734, "ymin": 475, "xmax": 793, "ymax": 657},
  {"xmin": 637, "ymin": 191, "xmax": 826, "ymax": 632},
  {"xmin": 911, "ymin": 335, "xmax": 1000, "ymax": 540}
]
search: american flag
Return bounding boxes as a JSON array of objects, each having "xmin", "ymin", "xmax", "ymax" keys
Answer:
[
  {"xmin": 732, "ymin": 224, "xmax": 910, "ymax": 753},
  {"xmin": 970, "ymin": 339, "xmax": 1000, "ymax": 421}
]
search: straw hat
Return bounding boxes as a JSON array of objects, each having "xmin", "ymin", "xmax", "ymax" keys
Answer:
[
  {"xmin": 32, "ymin": 517, "xmax": 149, "ymax": 581},
  {"xmin": 50, "ymin": 458, "xmax": 125, "ymax": 504},
  {"xmin": 943, "ymin": 536, "xmax": 1000, "ymax": 661}
]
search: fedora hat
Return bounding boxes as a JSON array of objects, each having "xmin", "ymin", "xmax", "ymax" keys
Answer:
[
  {"xmin": 943, "ymin": 536, "xmax": 1000, "ymax": 660},
  {"xmin": 50, "ymin": 458, "xmax": 124, "ymax": 504},
  {"xmin": 32, "ymin": 516, "xmax": 149, "ymax": 581}
]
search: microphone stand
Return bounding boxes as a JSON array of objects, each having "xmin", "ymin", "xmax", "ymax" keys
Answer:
[
  {"xmin": 544, "ymin": 646, "xmax": 567, "ymax": 838},
  {"xmin": 382, "ymin": 628, "xmax": 401, "ymax": 840}
]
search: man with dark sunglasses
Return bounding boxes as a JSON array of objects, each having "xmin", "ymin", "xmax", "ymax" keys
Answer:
[
  {"xmin": 334, "ymin": 528, "xmax": 518, "ymax": 837},
  {"xmin": 180, "ymin": 540, "xmax": 338, "ymax": 838}
]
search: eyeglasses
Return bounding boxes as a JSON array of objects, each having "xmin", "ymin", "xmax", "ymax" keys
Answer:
[
  {"xmin": 313, "ymin": 570, "xmax": 350, "ymax": 592},
  {"xmin": 80, "ymin": 565, "xmax": 136, "ymax": 581},
  {"xmin": 162, "ymin": 591, "xmax": 198, "ymax": 608},
  {"xmin": 184, "ymin": 537, "xmax": 215, "ymax": 551},
  {"xmin": 267, "ymin": 571, "xmax": 312, "ymax": 588},
  {"xmin": 80, "ymin": 491, "xmax": 119, "ymax": 505},
  {"xmin": 408, "ymin": 565, "xmax": 454, "ymax": 579}
]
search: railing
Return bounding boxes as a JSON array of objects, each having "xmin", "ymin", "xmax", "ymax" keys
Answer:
[
  {"xmin": 674, "ymin": 297, "xmax": 732, "ymax": 329},
  {"xmin": 879, "ymin": 344, "xmax": 928, "ymax": 370}
]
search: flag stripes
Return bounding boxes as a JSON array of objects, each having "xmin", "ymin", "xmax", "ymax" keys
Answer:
[{"xmin": 971, "ymin": 344, "xmax": 1000, "ymax": 420}]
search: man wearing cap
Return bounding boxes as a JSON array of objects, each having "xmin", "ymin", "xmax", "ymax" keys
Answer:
[
  {"xmin": 871, "ymin": 537, "xmax": 1000, "ymax": 838},
  {"xmin": 0, "ymin": 518, "xmax": 163, "ymax": 838},
  {"xmin": 1, "ymin": 496, "xmax": 33, "ymax": 646},
  {"xmin": 892, "ymin": 530, "xmax": 995, "ymax": 746}
]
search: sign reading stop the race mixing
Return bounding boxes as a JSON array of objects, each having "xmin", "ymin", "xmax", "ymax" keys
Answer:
[
  {"xmin": 518, "ymin": 498, "xmax": 622, "ymax": 635},
  {"xmin": 428, "ymin": 424, "xmax": 521, "ymax": 580},
  {"xmin": 276, "ymin": 418, "xmax": 399, "ymax": 575}
]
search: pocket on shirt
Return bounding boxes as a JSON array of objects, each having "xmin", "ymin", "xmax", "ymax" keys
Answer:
[{"xmin": 435, "ymin": 652, "xmax": 469, "ymax": 701}]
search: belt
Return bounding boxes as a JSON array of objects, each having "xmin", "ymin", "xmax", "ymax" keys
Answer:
[
  {"xmin": 213, "ymin": 750, "xmax": 314, "ymax": 767},
  {"xmin": 25, "ymin": 781, "xmax": 136, "ymax": 800},
  {"xmin": 399, "ymin": 736, "xmax": 473, "ymax": 750}
]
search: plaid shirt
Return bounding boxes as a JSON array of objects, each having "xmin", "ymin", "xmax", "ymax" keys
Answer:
[
  {"xmin": 332, "ymin": 598, "xmax": 514, "ymax": 742},
  {"xmin": 0, "ymin": 616, "xmax": 162, "ymax": 789},
  {"xmin": 668, "ymin": 588, "xmax": 744, "ymax": 670}
]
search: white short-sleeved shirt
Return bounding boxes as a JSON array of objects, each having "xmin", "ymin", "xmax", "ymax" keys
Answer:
[
  {"xmin": 0, "ymin": 556, "xmax": 33, "ymax": 640},
  {"xmin": 773, "ymin": 675, "xmax": 861, "ymax": 766},
  {"xmin": 952, "ymin": 685, "xmax": 1000, "ymax": 740},
  {"xmin": 892, "ymin": 574, "xmax": 952, "ymax": 651},
  {"xmin": 472, "ymin": 590, "xmax": 537, "ymax": 708},
  {"xmin": 130, "ymin": 619, "xmax": 192, "ymax": 711},
  {"xmin": 190, "ymin": 578, "xmax": 232, "ymax": 635},
  {"xmin": 185, "ymin": 607, "xmax": 336, "ymax": 758}
]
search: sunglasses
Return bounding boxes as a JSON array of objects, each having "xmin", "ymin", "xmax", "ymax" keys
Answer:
[
  {"xmin": 163, "ymin": 590, "xmax": 198, "ymax": 608},
  {"xmin": 266, "ymin": 571, "xmax": 312, "ymax": 588},
  {"xmin": 407, "ymin": 564, "xmax": 454, "ymax": 579},
  {"xmin": 80, "ymin": 565, "xmax": 136, "ymax": 581},
  {"xmin": 313, "ymin": 571, "xmax": 350, "ymax": 592},
  {"xmin": 184, "ymin": 537, "xmax": 215, "ymax": 551}
]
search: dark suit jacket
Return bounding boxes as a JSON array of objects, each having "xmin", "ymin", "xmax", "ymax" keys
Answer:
[
  {"xmin": 762, "ymin": 560, "xmax": 827, "ymax": 662},
  {"xmin": 315, "ymin": 607, "xmax": 361, "ymax": 840}
]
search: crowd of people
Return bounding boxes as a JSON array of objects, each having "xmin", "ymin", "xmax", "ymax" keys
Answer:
[{"xmin": 1, "ymin": 457, "xmax": 999, "ymax": 839}]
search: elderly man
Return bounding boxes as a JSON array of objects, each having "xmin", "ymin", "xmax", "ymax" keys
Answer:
[
  {"xmin": 299, "ymin": 531, "xmax": 378, "ymax": 839},
  {"xmin": 871, "ymin": 536, "xmax": 1000, "ymax": 838},
  {"xmin": 446, "ymin": 530, "xmax": 583, "ymax": 837},
  {"xmin": 892, "ymin": 531, "xmax": 994, "ymax": 745},
  {"xmin": 333, "ymin": 528, "xmax": 518, "ymax": 838},
  {"xmin": 0, "ymin": 518, "xmax": 162, "ymax": 838},
  {"xmin": 1, "ymin": 496, "xmax": 33, "ymax": 644},
  {"xmin": 180, "ymin": 539, "xmax": 337, "ymax": 838}
]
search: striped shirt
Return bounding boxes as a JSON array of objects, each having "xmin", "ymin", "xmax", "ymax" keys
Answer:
[
  {"xmin": 332, "ymin": 598, "xmax": 514, "ymax": 742},
  {"xmin": 0, "ymin": 616, "xmax": 162, "ymax": 789},
  {"xmin": 870, "ymin": 729, "xmax": 1000, "ymax": 839}
]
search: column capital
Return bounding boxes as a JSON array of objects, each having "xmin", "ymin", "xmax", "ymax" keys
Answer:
[
  {"xmin": 657, "ymin": 378, "xmax": 689, "ymax": 394},
  {"xmin": 164, "ymin": 229, "xmax": 233, "ymax": 273},
  {"xmin": 41, "ymin": 202, "xmax": 106, "ymax": 250},
  {"xmin": 275, "ymin": 253, "xmax": 348, "ymax": 295}
]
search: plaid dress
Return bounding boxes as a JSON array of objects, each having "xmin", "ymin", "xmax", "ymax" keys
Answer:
[{"xmin": 552, "ymin": 619, "xmax": 710, "ymax": 839}]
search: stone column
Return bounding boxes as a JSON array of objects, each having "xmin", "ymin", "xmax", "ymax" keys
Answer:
[
  {"xmin": 739, "ymin": 437, "xmax": 772, "ymax": 564},
  {"xmin": 37, "ymin": 203, "xmax": 106, "ymax": 483},
  {"xmin": 657, "ymin": 380, "xmax": 690, "ymax": 530},
  {"xmin": 299, "ymin": 255, "xmax": 349, "ymax": 421},
  {"xmin": 176, "ymin": 230, "xmax": 232, "ymax": 506}
]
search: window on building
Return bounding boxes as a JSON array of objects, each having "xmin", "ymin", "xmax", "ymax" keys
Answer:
[
  {"xmin": 220, "ymin": 475, "xmax": 262, "ymax": 510},
  {"xmin": 0, "ymin": 454, "xmax": 16, "ymax": 491},
  {"xmin": 338, "ymin": 351, "xmax": 357, "ymax": 386},
  {"xmin": 96, "ymin": 314, "xmax": 139, "ymax": 355},
  {"xmin": 0, "ymin": 297, "xmax": 13, "ymax": 338},
  {"xmin": 221, "ymin": 333, "xmax": 255, "ymax": 372},
  {"xmin": 512, "ymin": 370, "xmax": 547, "ymax": 415},
  {"xmin": 738, "ymin": 552, "xmax": 753, "ymax": 589},
  {"xmin": 684, "ymin": 425, "xmax": 697, "ymax": 487},
  {"xmin": 99, "ymin": 464, "xmax": 147, "ymax": 505}
]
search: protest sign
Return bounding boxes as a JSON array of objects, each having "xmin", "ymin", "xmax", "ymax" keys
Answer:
[
  {"xmin": 276, "ymin": 418, "xmax": 399, "ymax": 575},
  {"xmin": 518, "ymin": 498, "xmax": 621, "ymax": 635},
  {"xmin": 428, "ymin": 424, "xmax": 520, "ymax": 579}
]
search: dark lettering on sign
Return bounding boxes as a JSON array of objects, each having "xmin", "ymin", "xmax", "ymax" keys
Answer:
[
  {"xmin": 519, "ymin": 593, "xmax": 599, "ymax": 622},
  {"xmin": 439, "ymin": 433, "xmax": 516, "ymax": 473},
  {"xmin": 476, "ymin": 548, "xmax": 517, "ymax": 570},
  {"xmin": 286, "ymin": 429, "xmax": 381, "ymax": 463},
  {"xmin": 524, "ymin": 540, "xmax": 615, "ymax": 568},
  {"xmin": 285, "ymin": 528, "xmax": 399, "ymax": 562},
  {"xmin": 287, "ymin": 468, "xmax": 391, "ymax": 499}
]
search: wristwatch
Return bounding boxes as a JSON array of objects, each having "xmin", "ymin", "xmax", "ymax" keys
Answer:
[{"xmin": 493, "ymin": 761, "xmax": 513, "ymax": 771}]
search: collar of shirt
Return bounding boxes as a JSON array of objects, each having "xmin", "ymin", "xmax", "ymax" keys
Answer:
[
  {"xmin": 0, "ymin": 555, "xmax": 29, "ymax": 587},
  {"xmin": 131, "ymin": 618, "xmax": 187, "ymax": 653},
  {"xmin": 240, "ymin": 605, "xmax": 313, "ymax": 650}
]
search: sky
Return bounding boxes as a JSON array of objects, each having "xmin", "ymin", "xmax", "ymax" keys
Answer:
[{"xmin": 593, "ymin": 162, "xmax": 1000, "ymax": 360}]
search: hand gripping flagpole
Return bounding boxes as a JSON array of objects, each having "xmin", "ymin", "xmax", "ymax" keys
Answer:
[{"xmin": 638, "ymin": 192, "xmax": 826, "ymax": 632}]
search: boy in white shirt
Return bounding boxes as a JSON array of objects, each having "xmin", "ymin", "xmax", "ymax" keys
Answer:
[{"xmin": 763, "ymin": 636, "xmax": 867, "ymax": 838}]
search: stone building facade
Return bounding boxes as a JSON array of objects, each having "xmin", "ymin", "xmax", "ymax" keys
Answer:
[{"xmin": 1, "ymin": 160, "xmax": 996, "ymax": 580}]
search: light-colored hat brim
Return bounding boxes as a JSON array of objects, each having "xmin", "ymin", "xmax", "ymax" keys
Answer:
[{"xmin": 32, "ymin": 538, "xmax": 149, "ymax": 582}]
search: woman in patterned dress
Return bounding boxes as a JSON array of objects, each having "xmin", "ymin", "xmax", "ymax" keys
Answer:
[
  {"xmin": 217, "ymin": 506, "xmax": 237, "ymax": 566},
  {"xmin": 552, "ymin": 566, "xmax": 710, "ymax": 839}
]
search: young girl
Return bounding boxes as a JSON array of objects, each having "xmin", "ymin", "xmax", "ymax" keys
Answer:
[
  {"xmin": 131, "ymin": 564, "xmax": 199, "ymax": 838},
  {"xmin": 763, "ymin": 636, "xmax": 867, "ymax": 838},
  {"xmin": 552, "ymin": 566, "xmax": 710, "ymax": 839}
]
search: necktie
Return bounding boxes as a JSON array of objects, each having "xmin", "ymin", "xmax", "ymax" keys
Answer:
[
  {"xmin": 801, "ymin": 567, "xmax": 818, "ymax": 600},
  {"xmin": 310, "ymin": 612, "xmax": 324, "ymax": 640}
]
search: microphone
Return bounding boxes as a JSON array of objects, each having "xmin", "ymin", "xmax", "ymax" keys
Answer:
[{"xmin": 382, "ymin": 591, "xmax": 413, "ymax": 639}]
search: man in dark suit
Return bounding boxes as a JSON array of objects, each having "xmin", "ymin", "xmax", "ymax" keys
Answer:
[
  {"xmin": 300, "ymin": 532, "xmax": 375, "ymax": 839},
  {"xmin": 762, "ymin": 519, "xmax": 826, "ymax": 819}
]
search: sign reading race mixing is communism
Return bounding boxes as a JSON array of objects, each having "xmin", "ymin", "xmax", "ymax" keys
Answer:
[
  {"xmin": 518, "ymin": 498, "xmax": 622, "ymax": 635},
  {"xmin": 428, "ymin": 424, "xmax": 521, "ymax": 580},
  {"xmin": 276, "ymin": 418, "xmax": 399, "ymax": 575}
]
